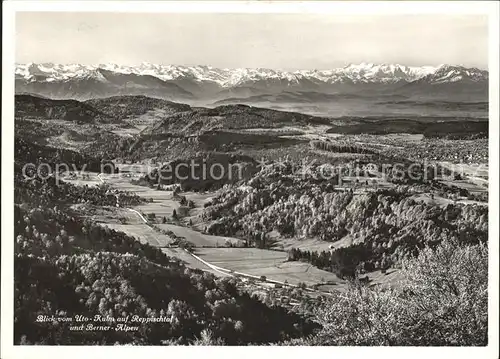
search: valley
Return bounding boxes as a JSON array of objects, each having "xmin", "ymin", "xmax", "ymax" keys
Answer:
[
  {"xmin": 7, "ymin": 0, "xmax": 496, "ymax": 347},
  {"xmin": 15, "ymin": 92, "xmax": 488, "ymax": 284},
  {"xmin": 13, "ymin": 84, "xmax": 489, "ymax": 345},
  {"xmin": 67, "ymin": 167, "xmax": 348, "ymax": 291}
]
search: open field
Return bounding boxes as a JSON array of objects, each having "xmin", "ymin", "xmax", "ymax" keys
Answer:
[
  {"xmin": 69, "ymin": 171, "xmax": 213, "ymax": 217},
  {"xmin": 114, "ymin": 163, "xmax": 159, "ymax": 173},
  {"xmin": 73, "ymin": 172, "xmax": 182, "ymax": 220},
  {"xmin": 133, "ymin": 201, "xmax": 177, "ymax": 220},
  {"xmin": 102, "ymin": 172, "xmax": 216, "ymax": 222},
  {"xmin": 124, "ymin": 108, "xmax": 175, "ymax": 126},
  {"xmin": 100, "ymin": 173, "xmax": 180, "ymax": 218},
  {"xmin": 240, "ymin": 125, "xmax": 336, "ymax": 141},
  {"xmin": 195, "ymin": 248, "xmax": 347, "ymax": 288},
  {"xmin": 156, "ymin": 224, "xmax": 244, "ymax": 247},
  {"xmin": 161, "ymin": 248, "xmax": 232, "ymax": 277},
  {"xmin": 70, "ymin": 204, "xmax": 145, "ymax": 225},
  {"xmin": 438, "ymin": 161, "xmax": 489, "ymax": 179},
  {"xmin": 111, "ymin": 126, "xmax": 143, "ymax": 137},
  {"xmin": 380, "ymin": 133, "xmax": 424, "ymax": 142},
  {"xmin": 276, "ymin": 235, "xmax": 355, "ymax": 253},
  {"xmin": 63, "ymin": 176, "xmax": 103, "ymax": 187},
  {"xmin": 309, "ymin": 150, "xmax": 373, "ymax": 160},
  {"xmin": 410, "ymin": 193, "xmax": 455, "ymax": 207},
  {"xmin": 132, "ymin": 191, "xmax": 213, "ymax": 222},
  {"xmin": 101, "ymin": 223, "xmax": 172, "ymax": 247}
]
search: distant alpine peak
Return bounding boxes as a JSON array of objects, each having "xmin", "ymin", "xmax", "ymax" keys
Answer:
[
  {"xmin": 15, "ymin": 62, "xmax": 488, "ymax": 86},
  {"xmin": 416, "ymin": 64, "xmax": 488, "ymax": 84}
]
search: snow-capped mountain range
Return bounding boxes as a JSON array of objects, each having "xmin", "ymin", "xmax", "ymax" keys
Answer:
[
  {"xmin": 15, "ymin": 62, "xmax": 488, "ymax": 102},
  {"xmin": 16, "ymin": 62, "xmax": 487, "ymax": 86}
]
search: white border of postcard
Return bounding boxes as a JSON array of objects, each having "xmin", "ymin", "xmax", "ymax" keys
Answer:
[{"xmin": 2, "ymin": 1, "xmax": 499, "ymax": 359}]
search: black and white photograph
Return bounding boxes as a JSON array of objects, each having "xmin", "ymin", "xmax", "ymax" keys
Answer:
[{"xmin": 1, "ymin": 1, "xmax": 499, "ymax": 356}]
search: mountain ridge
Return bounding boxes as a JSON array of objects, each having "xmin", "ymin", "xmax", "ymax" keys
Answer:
[
  {"xmin": 16, "ymin": 62, "xmax": 488, "ymax": 87},
  {"xmin": 15, "ymin": 62, "xmax": 488, "ymax": 103}
]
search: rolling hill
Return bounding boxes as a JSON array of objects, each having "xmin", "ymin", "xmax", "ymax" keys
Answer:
[
  {"xmin": 15, "ymin": 94, "xmax": 117, "ymax": 123},
  {"xmin": 139, "ymin": 104, "xmax": 331, "ymax": 137},
  {"xmin": 84, "ymin": 95, "xmax": 192, "ymax": 119}
]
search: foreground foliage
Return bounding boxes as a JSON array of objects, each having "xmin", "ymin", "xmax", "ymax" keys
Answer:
[
  {"xmin": 14, "ymin": 205, "xmax": 316, "ymax": 345},
  {"xmin": 288, "ymin": 240, "xmax": 488, "ymax": 346}
]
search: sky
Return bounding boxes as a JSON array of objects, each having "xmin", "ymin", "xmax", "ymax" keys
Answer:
[{"xmin": 15, "ymin": 12, "xmax": 488, "ymax": 70}]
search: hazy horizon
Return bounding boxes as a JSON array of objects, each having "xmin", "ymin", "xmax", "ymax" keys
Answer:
[{"xmin": 16, "ymin": 13, "xmax": 488, "ymax": 70}]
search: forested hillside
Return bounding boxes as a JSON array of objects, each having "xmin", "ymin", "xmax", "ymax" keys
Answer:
[
  {"xmin": 84, "ymin": 95, "xmax": 191, "ymax": 118},
  {"xmin": 15, "ymin": 138, "xmax": 116, "ymax": 174},
  {"xmin": 202, "ymin": 162, "xmax": 488, "ymax": 278},
  {"xmin": 13, "ymin": 139, "xmax": 317, "ymax": 345},
  {"xmin": 12, "ymin": 91, "xmax": 490, "ymax": 346},
  {"xmin": 15, "ymin": 94, "xmax": 117, "ymax": 123},
  {"xmin": 15, "ymin": 205, "xmax": 317, "ymax": 345}
]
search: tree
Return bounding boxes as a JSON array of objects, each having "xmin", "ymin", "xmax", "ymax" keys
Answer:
[
  {"xmin": 398, "ymin": 240, "xmax": 488, "ymax": 345},
  {"xmin": 234, "ymin": 320, "xmax": 244, "ymax": 332},
  {"xmin": 191, "ymin": 329, "xmax": 225, "ymax": 345},
  {"xmin": 289, "ymin": 240, "xmax": 488, "ymax": 346},
  {"xmin": 172, "ymin": 209, "xmax": 178, "ymax": 220}
]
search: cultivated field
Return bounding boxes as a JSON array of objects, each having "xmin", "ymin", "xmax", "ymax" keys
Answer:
[
  {"xmin": 161, "ymin": 248, "xmax": 232, "ymax": 277},
  {"xmin": 101, "ymin": 174, "xmax": 179, "ymax": 218},
  {"xmin": 103, "ymin": 173, "xmax": 216, "ymax": 222},
  {"xmin": 439, "ymin": 161, "xmax": 489, "ymax": 178},
  {"xmin": 114, "ymin": 163, "xmax": 159, "ymax": 173},
  {"xmin": 71, "ymin": 204, "xmax": 145, "ymax": 225},
  {"xmin": 61, "ymin": 172, "xmax": 103, "ymax": 187},
  {"xmin": 110, "ymin": 126, "xmax": 144, "ymax": 137},
  {"xmin": 276, "ymin": 235, "xmax": 355, "ymax": 253},
  {"xmin": 133, "ymin": 201, "xmax": 177, "ymax": 220},
  {"xmin": 380, "ymin": 133, "xmax": 424, "ymax": 142},
  {"xmin": 101, "ymin": 223, "xmax": 172, "ymax": 247},
  {"xmin": 156, "ymin": 224, "xmax": 244, "ymax": 247},
  {"xmin": 195, "ymin": 248, "xmax": 346, "ymax": 288},
  {"xmin": 132, "ymin": 191, "xmax": 214, "ymax": 222}
]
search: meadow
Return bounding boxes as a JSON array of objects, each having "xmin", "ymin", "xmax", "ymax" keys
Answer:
[{"xmin": 195, "ymin": 248, "xmax": 347, "ymax": 289}]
